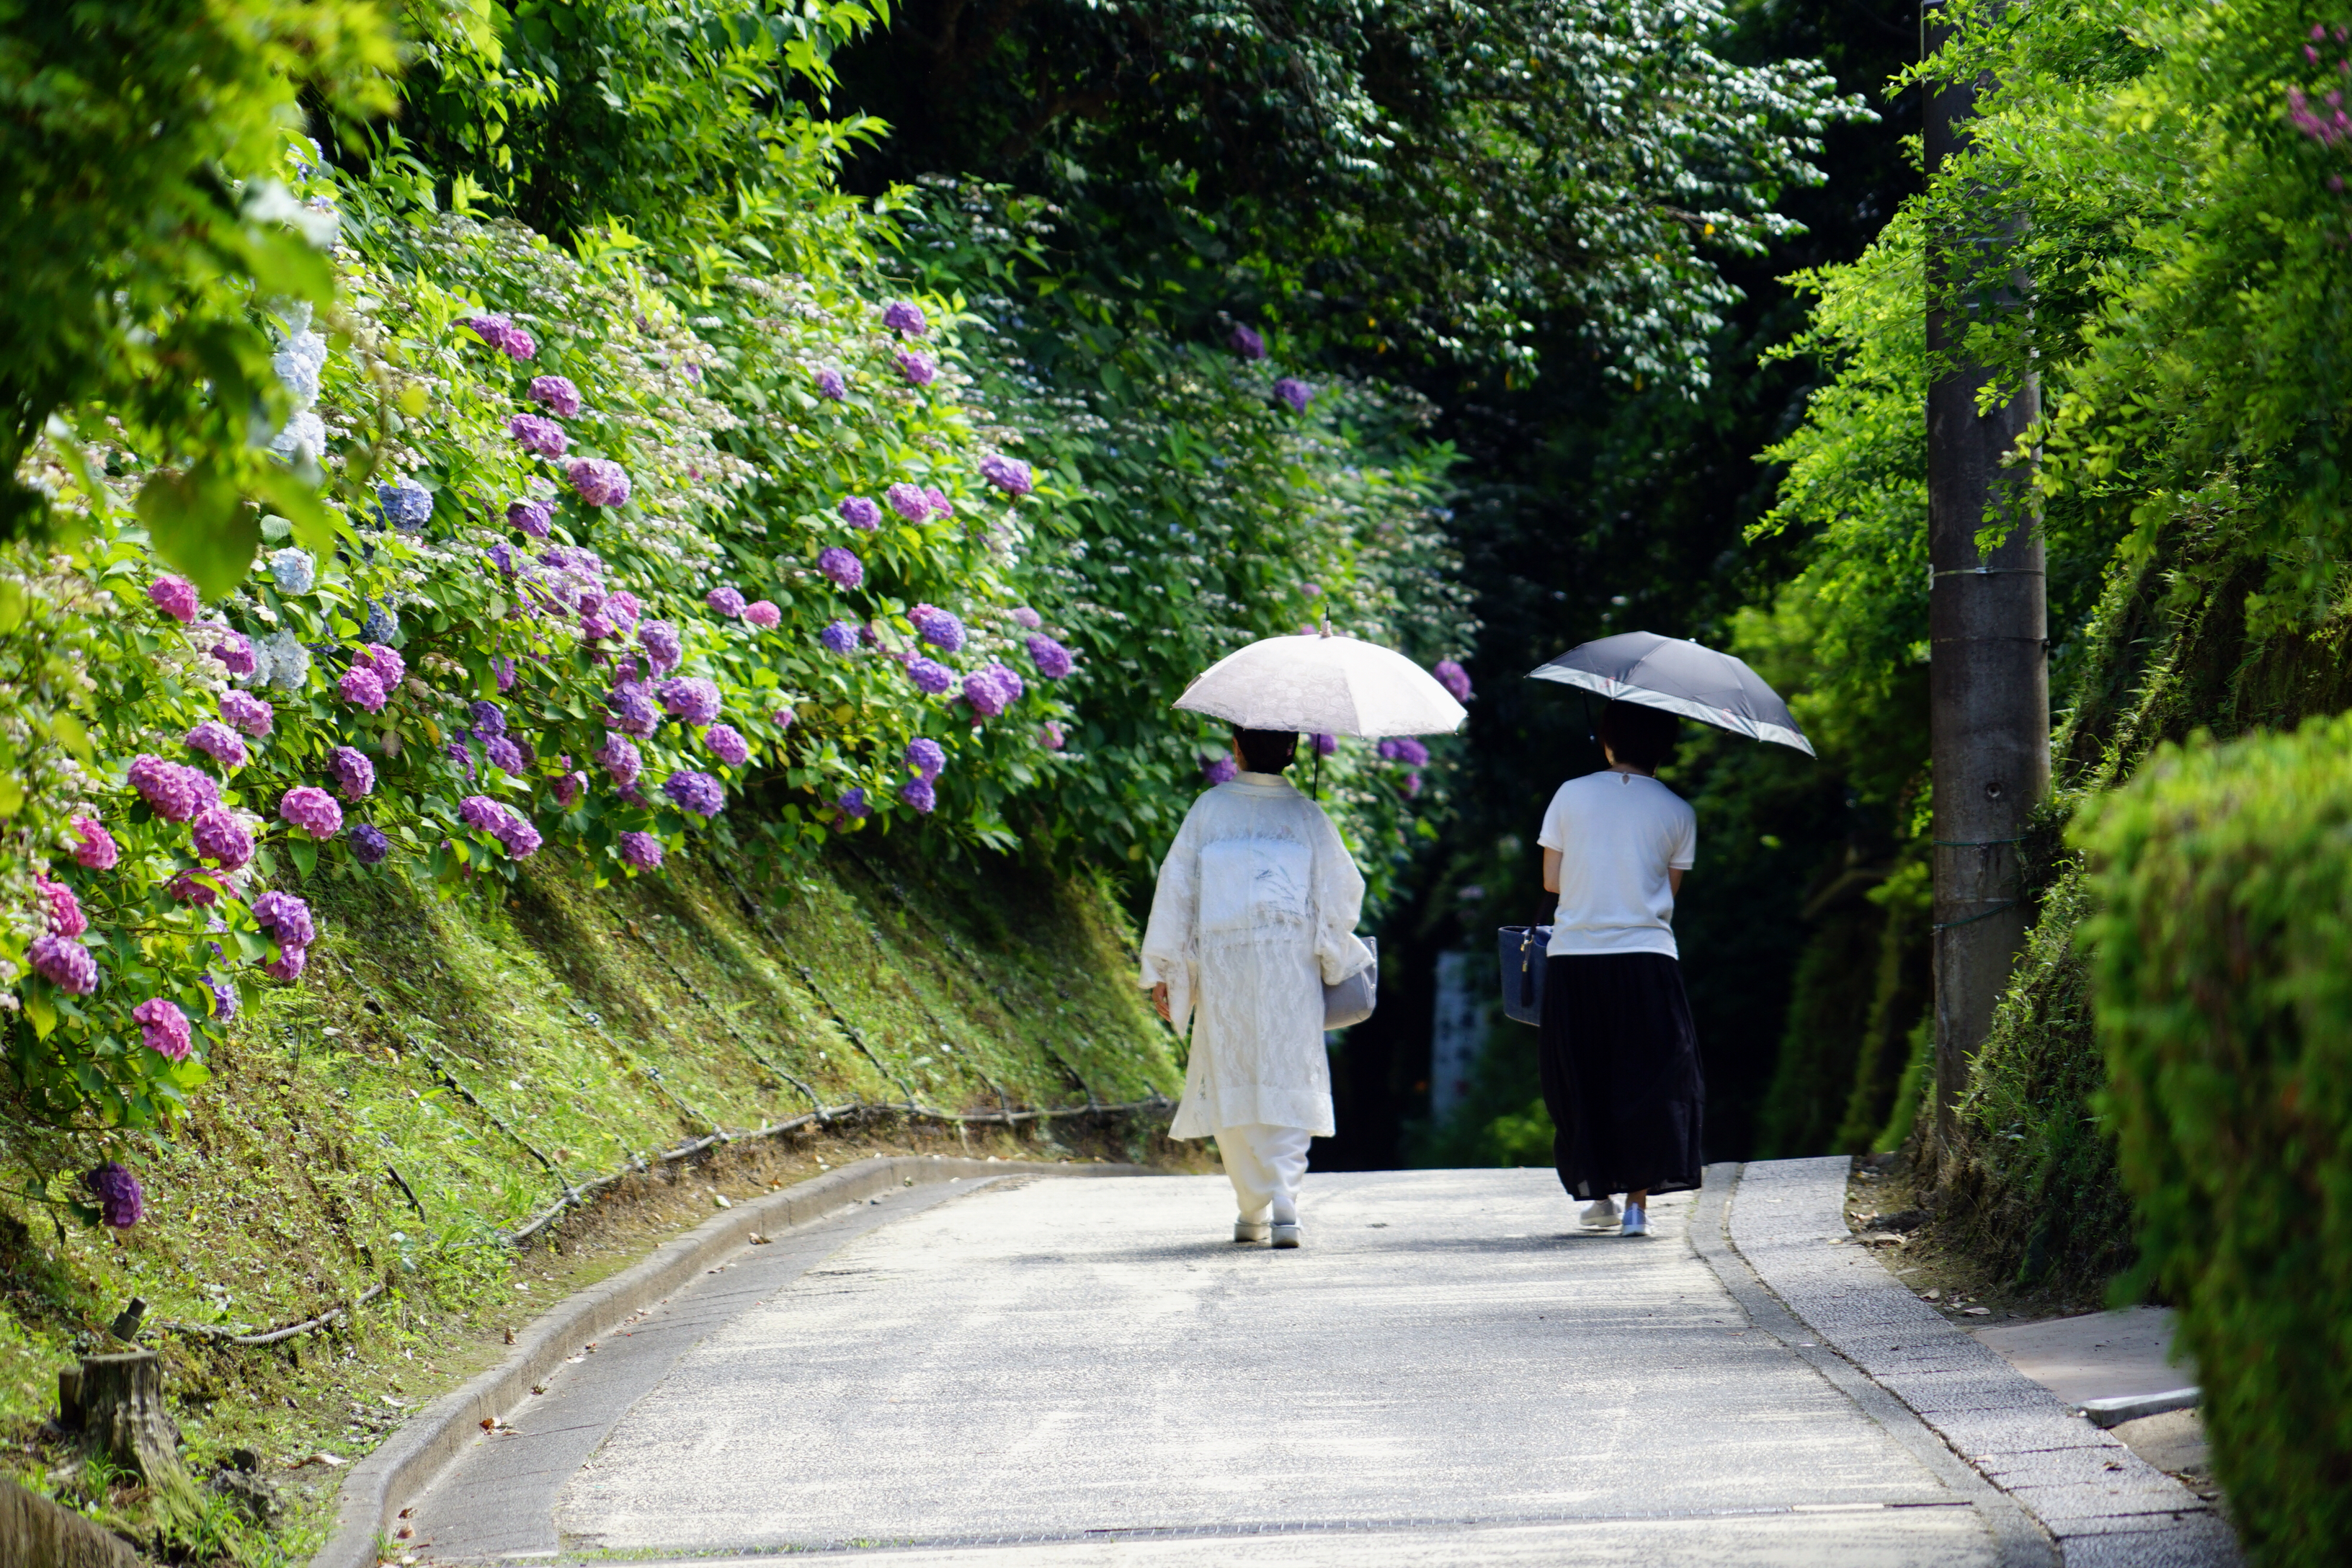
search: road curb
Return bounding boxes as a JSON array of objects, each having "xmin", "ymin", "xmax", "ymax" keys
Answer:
[
  {"xmin": 311, "ymin": 1155, "xmax": 1142, "ymax": 1568},
  {"xmin": 1726, "ymin": 1157, "xmax": 2238, "ymax": 1568}
]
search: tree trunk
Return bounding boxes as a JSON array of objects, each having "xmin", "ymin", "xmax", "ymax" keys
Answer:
[
  {"xmin": 1924, "ymin": 1, "xmax": 2049, "ymax": 1163},
  {"xmin": 76, "ymin": 1352, "xmax": 185, "ymax": 1487}
]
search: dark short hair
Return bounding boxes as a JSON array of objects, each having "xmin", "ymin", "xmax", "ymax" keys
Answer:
[
  {"xmin": 1598, "ymin": 700, "xmax": 1678, "ymax": 772},
  {"xmin": 1232, "ymin": 728, "xmax": 1300, "ymax": 773}
]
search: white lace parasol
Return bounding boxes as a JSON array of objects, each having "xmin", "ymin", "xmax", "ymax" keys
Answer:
[{"xmin": 1173, "ymin": 631, "xmax": 1468, "ymax": 737}]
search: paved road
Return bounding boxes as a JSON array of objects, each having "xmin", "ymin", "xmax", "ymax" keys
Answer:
[{"xmin": 411, "ymin": 1167, "xmax": 2042, "ymax": 1566}]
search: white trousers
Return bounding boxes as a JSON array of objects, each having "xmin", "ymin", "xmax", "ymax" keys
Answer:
[{"xmin": 1219, "ymin": 1123, "xmax": 1314, "ymax": 1224}]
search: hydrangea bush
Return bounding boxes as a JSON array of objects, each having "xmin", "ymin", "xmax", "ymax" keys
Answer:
[{"xmin": 2, "ymin": 141, "xmax": 1467, "ymax": 1146}]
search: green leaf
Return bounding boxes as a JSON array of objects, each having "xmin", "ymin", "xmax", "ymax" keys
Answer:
[{"xmin": 137, "ymin": 463, "xmax": 258, "ymax": 599}]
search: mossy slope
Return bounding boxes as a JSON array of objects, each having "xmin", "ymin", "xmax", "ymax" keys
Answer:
[{"xmin": 0, "ymin": 840, "xmax": 1178, "ymax": 1558}]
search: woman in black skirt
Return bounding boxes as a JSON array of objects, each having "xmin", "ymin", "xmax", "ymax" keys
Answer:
[{"xmin": 1535, "ymin": 700, "xmax": 1704, "ymax": 1237}]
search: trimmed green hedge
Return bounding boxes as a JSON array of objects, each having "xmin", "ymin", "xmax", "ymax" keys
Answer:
[{"xmin": 2077, "ymin": 715, "xmax": 2352, "ymax": 1566}]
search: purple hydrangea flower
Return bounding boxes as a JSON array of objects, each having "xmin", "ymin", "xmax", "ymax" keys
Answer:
[
  {"xmin": 639, "ymin": 619, "xmax": 682, "ymax": 674},
  {"xmin": 744, "ymin": 600, "xmax": 780, "ymax": 629},
  {"xmin": 663, "ymin": 769, "xmax": 726, "ymax": 818},
  {"xmin": 134, "ymin": 995, "xmax": 192, "ymax": 1059},
  {"xmin": 772, "ymin": 706, "xmax": 796, "ymax": 730},
  {"xmin": 706, "ymin": 586, "xmax": 747, "ymax": 618},
  {"xmin": 185, "ymin": 720, "xmax": 248, "ymax": 770},
  {"xmin": 1376, "ymin": 737, "xmax": 1432, "ymax": 767},
  {"xmin": 280, "ymin": 785, "xmax": 344, "ymax": 837},
  {"xmin": 128, "ymin": 753, "xmax": 203, "ymax": 822},
  {"xmin": 252, "ymin": 889, "xmax": 315, "ymax": 949},
  {"xmin": 906, "ymin": 656, "xmax": 954, "ymax": 695},
  {"xmin": 821, "ymin": 620, "xmax": 858, "ymax": 656},
  {"xmin": 510, "ymin": 414, "xmax": 568, "ymax": 460},
  {"xmin": 71, "ymin": 815, "xmax": 119, "ymax": 870},
  {"xmin": 149, "ymin": 576, "xmax": 198, "ymax": 623},
  {"xmin": 467, "ymin": 313, "xmax": 537, "ymax": 360},
  {"xmin": 1404, "ymin": 770, "xmax": 1423, "ymax": 798},
  {"xmin": 899, "ymin": 778, "xmax": 936, "ymax": 814},
  {"xmin": 1203, "ymin": 754, "xmax": 1239, "ymax": 785},
  {"xmin": 486, "ymin": 736, "xmax": 526, "ymax": 774},
  {"xmin": 508, "ymin": 497, "xmax": 554, "ymax": 538},
  {"xmin": 909, "ymin": 603, "xmax": 965, "ymax": 653},
  {"xmin": 594, "ymin": 733, "xmax": 643, "ymax": 787},
  {"xmin": 362, "ymin": 643, "xmax": 405, "ymax": 687},
  {"xmin": 211, "ymin": 630, "xmax": 257, "ymax": 676},
  {"xmin": 457, "ymin": 795, "xmax": 505, "ymax": 832},
  {"xmin": 190, "ymin": 807, "xmax": 254, "ymax": 870},
  {"xmin": 1273, "ymin": 377, "xmax": 1312, "ymax": 412},
  {"xmin": 839, "ymin": 495, "xmax": 883, "ymax": 531},
  {"xmin": 204, "ymin": 971, "xmax": 237, "ymax": 1020},
  {"xmin": 895, "ymin": 351, "xmax": 937, "ymax": 386},
  {"xmin": 925, "ymin": 486, "xmax": 954, "ymax": 518},
  {"xmin": 817, "ymin": 546, "xmax": 864, "ymax": 589},
  {"xmin": 1313, "ymin": 732, "xmax": 1338, "ymax": 757},
  {"xmin": 1010, "ymin": 607, "xmax": 1043, "ymax": 630},
  {"xmin": 219, "ymin": 690, "xmax": 274, "ymax": 738},
  {"xmin": 883, "ymin": 300, "xmax": 929, "ymax": 336},
  {"xmin": 264, "ymin": 946, "xmax": 308, "ymax": 982},
  {"xmin": 656, "ymin": 677, "xmax": 721, "ymax": 726},
  {"xmin": 705, "ymin": 724, "xmax": 750, "ymax": 767},
  {"xmin": 885, "ymin": 482, "xmax": 930, "ymax": 523},
  {"xmin": 1025, "ymin": 634, "xmax": 1074, "ymax": 680},
  {"xmin": 961, "ymin": 663, "xmax": 1023, "ymax": 718},
  {"xmin": 529, "ymin": 375, "xmax": 582, "ymax": 416},
  {"xmin": 979, "ymin": 454, "xmax": 1035, "ymax": 496},
  {"xmin": 375, "ymin": 481, "xmax": 433, "ymax": 531},
  {"xmin": 619, "ymin": 831, "xmax": 664, "ymax": 870},
  {"xmin": 338, "ymin": 665, "xmax": 387, "ymax": 713},
  {"xmin": 494, "ymin": 656, "xmax": 517, "ymax": 692},
  {"xmin": 816, "ymin": 368, "xmax": 847, "ymax": 400},
  {"xmin": 1041, "ymin": 721, "xmax": 1068, "ymax": 751},
  {"xmin": 1433, "ymin": 659, "xmax": 1472, "ymax": 702},
  {"xmin": 835, "ymin": 787, "xmax": 868, "ymax": 821},
  {"xmin": 30, "ymin": 932, "xmax": 96, "ymax": 994},
  {"xmin": 1226, "ymin": 322, "xmax": 1266, "ymax": 359},
  {"xmin": 496, "ymin": 813, "xmax": 542, "ymax": 860},
  {"xmin": 606, "ymin": 682, "xmax": 660, "ymax": 737},
  {"xmin": 568, "ymin": 458, "xmax": 632, "ymax": 507},
  {"xmin": 468, "ymin": 700, "xmax": 507, "ymax": 739},
  {"xmin": 84, "ymin": 1162, "xmax": 144, "ymax": 1227},
  {"xmin": 350, "ymin": 823, "xmax": 389, "ymax": 865},
  {"xmin": 906, "ymin": 738, "xmax": 946, "ymax": 780}
]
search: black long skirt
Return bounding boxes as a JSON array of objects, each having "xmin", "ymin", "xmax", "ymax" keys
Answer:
[{"xmin": 1538, "ymin": 953, "xmax": 1706, "ymax": 1199}]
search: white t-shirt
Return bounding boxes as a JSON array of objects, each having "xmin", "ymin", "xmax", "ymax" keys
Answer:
[{"xmin": 1536, "ymin": 771, "xmax": 1698, "ymax": 958}]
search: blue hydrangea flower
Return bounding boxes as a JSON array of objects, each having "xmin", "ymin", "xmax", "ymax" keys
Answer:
[
  {"xmin": 906, "ymin": 738, "xmax": 946, "ymax": 780},
  {"xmin": 663, "ymin": 769, "xmax": 726, "ymax": 819},
  {"xmin": 468, "ymin": 700, "xmax": 507, "ymax": 739},
  {"xmin": 267, "ymin": 548, "xmax": 316, "ymax": 594},
  {"xmin": 375, "ymin": 481, "xmax": 433, "ymax": 531},
  {"xmin": 360, "ymin": 599, "xmax": 399, "ymax": 644},
  {"xmin": 820, "ymin": 620, "xmax": 858, "ymax": 655},
  {"xmin": 350, "ymin": 823, "xmax": 389, "ymax": 864}
]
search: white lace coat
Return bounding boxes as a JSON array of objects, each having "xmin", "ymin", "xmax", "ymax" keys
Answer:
[{"xmin": 1141, "ymin": 772, "xmax": 1373, "ymax": 1138}]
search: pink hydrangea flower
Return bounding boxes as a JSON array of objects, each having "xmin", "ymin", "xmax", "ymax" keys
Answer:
[
  {"xmin": 185, "ymin": 719, "xmax": 248, "ymax": 770},
  {"xmin": 362, "ymin": 643, "xmax": 406, "ymax": 687},
  {"xmin": 280, "ymin": 785, "xmax": 344, "ymax": 838},
  {"xmin": 220, "ymin": 690, "xmax": 275, "ymax": 737},
  {"xmin": 705, "ymin": 724, "xmax": 750, "ymax": 767},
  {"xmin": 885, "ymin": 482, "xmax": 930, "ymax": 522},
  {"xmin": 69, "ymin": 814, "xmax": 118, "ymax": 870},
  {"xmin": 744, "ymin": 600, "xmax": 780, "ymax": 629},
  {"xmin": 128, "ymin": 753, "xmax": 204, "ymax": 822},
  {"xmin": 979, "ymin": 454, "xmax": 1034, "ymax": 496},
  {"xmin": 706, "ymin": 586, "xmax": 747, "ymax": 618},
  {"xmin": 210, "ymin": 629, "xmax": 257, "ymax": 676},
  {"xmin": 133, "ymin": 998, "xmax": 192, "ymax": 1059},
  {"xmin": 148, "ymin": 576, "xmax": 199, "ymax": 623},
  {"xmin": 190, "ymin": 806, "xmax": 254, "ymax": 870},
  {"xmin": 36, "ymin": 876, "xmax": 86, "ymax": 936}
]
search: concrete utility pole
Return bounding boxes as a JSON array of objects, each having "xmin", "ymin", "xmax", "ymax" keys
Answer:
[{"xmin": 1924, "ymin": 1, "xmax": 2048, "ymax": 1162}]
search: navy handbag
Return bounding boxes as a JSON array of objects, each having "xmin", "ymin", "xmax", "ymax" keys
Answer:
[{"xmin": 1498, "ymin": 919, "xmax": 1552, "ymax": 1026}]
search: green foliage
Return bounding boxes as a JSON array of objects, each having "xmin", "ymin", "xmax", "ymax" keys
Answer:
[
  {"xmin": 833, "ymin": 0, "xmax": 1870, "ymax": 385},
  {"xmin": 0, "ymin": 0, "xmax": 399, "ymax": 536},
  {"xmin": 2077, "ymin": 716, "xmax": 2352, "ymax": 1568}
]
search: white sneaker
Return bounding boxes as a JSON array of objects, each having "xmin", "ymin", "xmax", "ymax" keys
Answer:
[
  {"xmin": 1580, "ymin": 1198, "xmax": 1621, "ymax": 1231},
  {"xmin": 1621, "ymin": 1203, "xmax": 1648, "ymax": 1237},
  {"xmin": 1270, "ymin": 1222, "xmax": 1302, "ymax": 1250},
  {"xmin": 1234, "ymin": 1219, "xmax": 1270, "ymax": 1244}
]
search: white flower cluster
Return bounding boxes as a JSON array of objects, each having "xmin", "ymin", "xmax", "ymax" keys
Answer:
[{"xmin": 270, "ymin": 300, "xmax": 330, "ymax": 463}]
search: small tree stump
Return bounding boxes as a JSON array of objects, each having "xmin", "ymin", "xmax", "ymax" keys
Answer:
[{"xmin": 76, "ymin": 1352, "xmax": 184, "ymax": 1487}]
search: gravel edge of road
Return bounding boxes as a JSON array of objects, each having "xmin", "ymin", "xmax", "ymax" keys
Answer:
[
  {"xmin": 311, "ymin": 1156, "xmax": 1147, "ymax": 1568},
  {"xmin": 1724, "ymin": 1157, "xmax": 2241, "ymax": 1568},
  {"xmin": 1690, "ymin": 1162, "xmax": 2057, "ymax": 1568}
]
